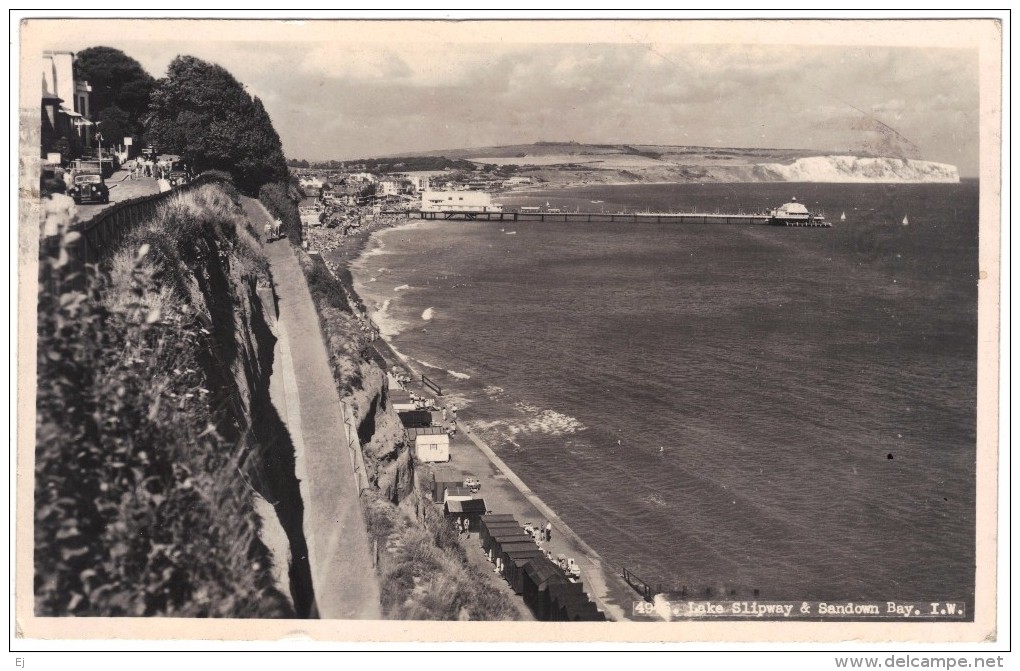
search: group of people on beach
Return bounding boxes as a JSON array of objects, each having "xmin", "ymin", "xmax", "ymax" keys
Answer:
[
  {"xmin": 525, "ymin": 521, "xmax": 553, "ymax": 543},
  {"xmin": 409, "ymin": 391, "xmax": 437, "ymax": 411}
]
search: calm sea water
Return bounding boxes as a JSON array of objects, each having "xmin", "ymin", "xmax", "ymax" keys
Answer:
[{"xmin": 351, "ymin": 182, "xmax": 978, "ymax": 605}]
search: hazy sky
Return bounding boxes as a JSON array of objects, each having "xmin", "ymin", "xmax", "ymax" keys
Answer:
[{"xmin": 49, "ymin": 32, "xmax": 981, "ymax": 175}]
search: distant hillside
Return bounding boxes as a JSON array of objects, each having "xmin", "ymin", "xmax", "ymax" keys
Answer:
[
  {"xmin": 386, "ymin": 141, "xmax": 843, "ymax": 163},
  {"xmin": 357, "ymin": 142, "xmax": 959, "ymax": 184}
]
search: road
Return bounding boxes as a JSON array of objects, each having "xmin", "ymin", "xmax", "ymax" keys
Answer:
[{"xmin": 72, "ymin": 169, "xmax": 162, "ymax": 220}]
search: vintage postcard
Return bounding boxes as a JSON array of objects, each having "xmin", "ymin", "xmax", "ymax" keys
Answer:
[{"xmin": 14, "ymin": 15, "xmax": 1003, "ymax": 646}]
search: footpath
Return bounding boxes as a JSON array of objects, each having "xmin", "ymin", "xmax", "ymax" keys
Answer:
[{"xmin": 243, "ymin": 199, "xmax": 381, "ymax": 620}]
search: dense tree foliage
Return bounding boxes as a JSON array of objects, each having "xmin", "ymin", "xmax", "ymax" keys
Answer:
[
  {"xmin": 73, "ymin": 47, "xmax": 155, "ymax": 138},
  {"xmin": 94, "ymin": 105, "xmax": 130, "ymax": 147},
  {"xmin": 148, "ymin": 56, "xmax": 288, "ymax": 194}
]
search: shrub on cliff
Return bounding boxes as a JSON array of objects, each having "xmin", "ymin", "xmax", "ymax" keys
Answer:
[
  {"xmin": 35, "ymin": 186, "xmax": 288, "ymax": 617},
  {"xmin": 147, "ymin": 56, "xmax": 288, "ymax": 195}
]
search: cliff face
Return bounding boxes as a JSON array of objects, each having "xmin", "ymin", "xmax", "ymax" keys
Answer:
[
  {"xmin": 34, "ymin": 183, "xmax": 314, "ymax": 617},
  {"xmin": 345, "ymin": 359, "xmax": 416, "ymax": 503},
  {"xmin": 499, "ymin": 152, "xmax": 964, "ymax": 186},
  {"xmin": 750, "ymin": 156, "xmax": 961, "ymax": 183}
]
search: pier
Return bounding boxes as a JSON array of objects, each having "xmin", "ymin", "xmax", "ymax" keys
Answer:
[{"xmin": 417, "ymin": 210, "xmax": 831, "ymax": 227}]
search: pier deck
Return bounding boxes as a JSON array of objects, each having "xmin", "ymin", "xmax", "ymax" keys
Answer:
[{"xmin": 417, "ymin": 210, "xmax": 831, "ymax": 227}]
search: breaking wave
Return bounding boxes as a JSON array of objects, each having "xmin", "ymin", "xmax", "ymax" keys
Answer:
[
  {"xmin": 371, "ymin": 298, "xmax": 406, "ymax": 337},
  {"xmin": 422, "ymin": 307, "xmax": 435, "ymax": 321}
]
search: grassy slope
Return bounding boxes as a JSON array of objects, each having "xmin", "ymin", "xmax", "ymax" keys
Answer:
[{"xmin": 35, "ymin": 181, "xmax": 300, "ymax": 617}]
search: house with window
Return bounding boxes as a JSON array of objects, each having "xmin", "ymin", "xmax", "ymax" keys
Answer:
[{"xmin": 41, "ymin": 50, "xmax": 93, "ymax": 161}]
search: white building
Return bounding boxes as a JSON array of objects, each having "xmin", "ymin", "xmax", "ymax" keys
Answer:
[
  {"xmin": 421, "ymin": 190, "xmax": 502, "ymax": 213},
  {"xmin": 407, "ymin": 427, "xmax": 450, "ymax": 463},
  {"xmin": 397, "ymin": 171, "xmax": 451, "ymax": 193},
  {"xmin": 378, "ymin": 180, "xmax": 402, "ymax": 196},
  {"xmin": 299, "ymin": 176, "xmax": 324, "ymax": 191}
]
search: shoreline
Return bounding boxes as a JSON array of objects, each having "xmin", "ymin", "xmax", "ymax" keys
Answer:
[{"xmin": 325, "ymin": 219, "xmax": 638, "ymax": 622}]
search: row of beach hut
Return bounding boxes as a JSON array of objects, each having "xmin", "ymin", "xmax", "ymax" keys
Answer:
[{"xmin": 477, "ymin": 515, "xmax": 606, "ymax": 621}]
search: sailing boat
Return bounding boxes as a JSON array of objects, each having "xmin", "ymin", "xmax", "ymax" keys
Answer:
[
  {"xmin": 902, "ymin": 215, "xmax": 910, "ymax": 226},
  {"xmin": 840, "ymin": 211, "xmax": 846, "ymax": 221}
]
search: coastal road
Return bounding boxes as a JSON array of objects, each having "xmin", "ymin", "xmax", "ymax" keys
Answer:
[
  {"xmin": 72, "ymin": 169, "xmax": 162, "ymax": 221},
  {"xmin": 245, "ymin": 198, "xmax": 382, "ymax": 620}
]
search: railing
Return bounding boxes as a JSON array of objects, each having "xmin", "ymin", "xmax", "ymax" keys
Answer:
[
  {"xmin": 339, "ymin": 399, "xmax": 372, "ymax": 496},
  {"xmin": 421, "ymin": 373, "xmax": 443, "ymax": 396},
  {"xmin": 40, "ymin": 172, "xmax": 228, "ymax": 270},
  {"xmin": 622, "ymin": 567, "xmax": 658, "ymax": 602}
]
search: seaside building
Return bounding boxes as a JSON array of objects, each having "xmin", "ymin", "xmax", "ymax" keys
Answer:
[
  {"xmin": 394, "ymin": 170, "xmax": 451, "ymax": 193},
  {"xmin": 299, "ymin": 176, "xmax": 324, "ymax": 192},
  {"xmin": 420, "ymin": 190, "xmax": 502, "ymax": 213},
  {"xmin": 377, "ymin": 179, "xmax": 403, "ymax": 197},
  {"xmin": 41, "ymin": 50, "xmax": 94, "ymax": 162},
  {"xmin": 406, "ymin": 426, "xmax": 450, "ymax": 463}
]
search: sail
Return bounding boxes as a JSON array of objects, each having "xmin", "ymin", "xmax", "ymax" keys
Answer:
[
  {"xmin": 840, "ymin": 211, "xmax": 846, "ymax": 221},
  {"xmin": 902, "ymin": 215, "xmax": 909, "ymax": 226}
]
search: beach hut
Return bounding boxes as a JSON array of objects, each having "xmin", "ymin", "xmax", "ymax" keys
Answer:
[
  {"xmin": 398, "ymin": 410, "xmax": 434, "ymax": 429},
  {"xmin": 480, "ymin": 519, "xmax": 522, "ymax": 539},
  {"xmin": 443, "ymin": 486, "xmax": 473, "ymax": 503},
  {"xmin": 444, "ymin": 498, "xmax": 487, "ymax": 531},
  {"xmin": 430, "ymin": 467, "xmax": 463, "ymax": 503},
  {"xmin": 389, "ymin": 390, "xmax": 417, "ymax": 412},
  {"xmin": 522, "ymin": 557, "xmax": 572, "ymax": 620},
  {"xmin": 479, "ymin": 518, "xmax": 522, "ymax": 547},
  {"xmin": 483, "ymin": 529, "xmax": 531, "ymax": 557},
  {"xmin": 543, "ymin": 580, "xmax": 586, "ymax": 621},
  {"xmin": 480, "ymin": 514, "xmax": 517, "ymax": 525},
  {"xmin": 496, "ymin": 545, "xmax": 545, "ymax": 593},
  {"xmin": 407, "ymin": 426, "xmax": 450, "ymax": 462},
  {"xmin": 549, "ymin": 591, "xmax": 605, "ymax": 622}
]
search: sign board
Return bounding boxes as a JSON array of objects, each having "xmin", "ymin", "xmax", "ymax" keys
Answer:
[
  {"xmin": 45, "ymin": 153, "xmax": 61, "ymax": 165},
  {"xmin": 124, "ymin": 137, "xmax": 133, "ymax": 146}
]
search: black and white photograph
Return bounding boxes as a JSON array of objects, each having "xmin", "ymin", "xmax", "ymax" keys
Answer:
[{"xmin": 14, "ymin": 14, "xmax": 1004, "ymax": 650}]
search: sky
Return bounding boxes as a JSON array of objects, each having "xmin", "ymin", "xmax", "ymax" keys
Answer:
[{"xmin": 43, "ymin": 25, "xmax": 983, "ymax": 175}]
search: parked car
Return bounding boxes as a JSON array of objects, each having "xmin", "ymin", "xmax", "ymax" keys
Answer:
[
  {"xmin": 168, "ymin": 170, "xmax": 190, "ymax": 188},
  {"xmin": 464, "ymin": 475, "xmax": 481, "ymax": 493},
  {"xmin": 69, "ymin": 173, "xmax": 109, "ymax": 204}
]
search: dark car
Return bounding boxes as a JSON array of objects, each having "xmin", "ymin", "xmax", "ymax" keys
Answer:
[
  {"xmin": 169, "ymin": 170, "xmax": 190, "ymax": 188},
  {"xmin": 69, "ymin": 173, "xmax": 110, "ymax": 205}
]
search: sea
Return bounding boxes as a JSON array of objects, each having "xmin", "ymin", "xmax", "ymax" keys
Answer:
[{"xmin": 351, "ymin": 181, "xmax": 978, "ymax": 606}]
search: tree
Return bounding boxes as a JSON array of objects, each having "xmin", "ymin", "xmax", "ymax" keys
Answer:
[
  {"xmin": 73, "ymin": 47, "xmax": 155, "ymax": 137},
  {"xmin": 95, "ymin": 105, "xmax": 130, "ymax": 147},
  {"xmin": 147, "ymin": 56, "xmax": 289, "ymax": 194}
]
